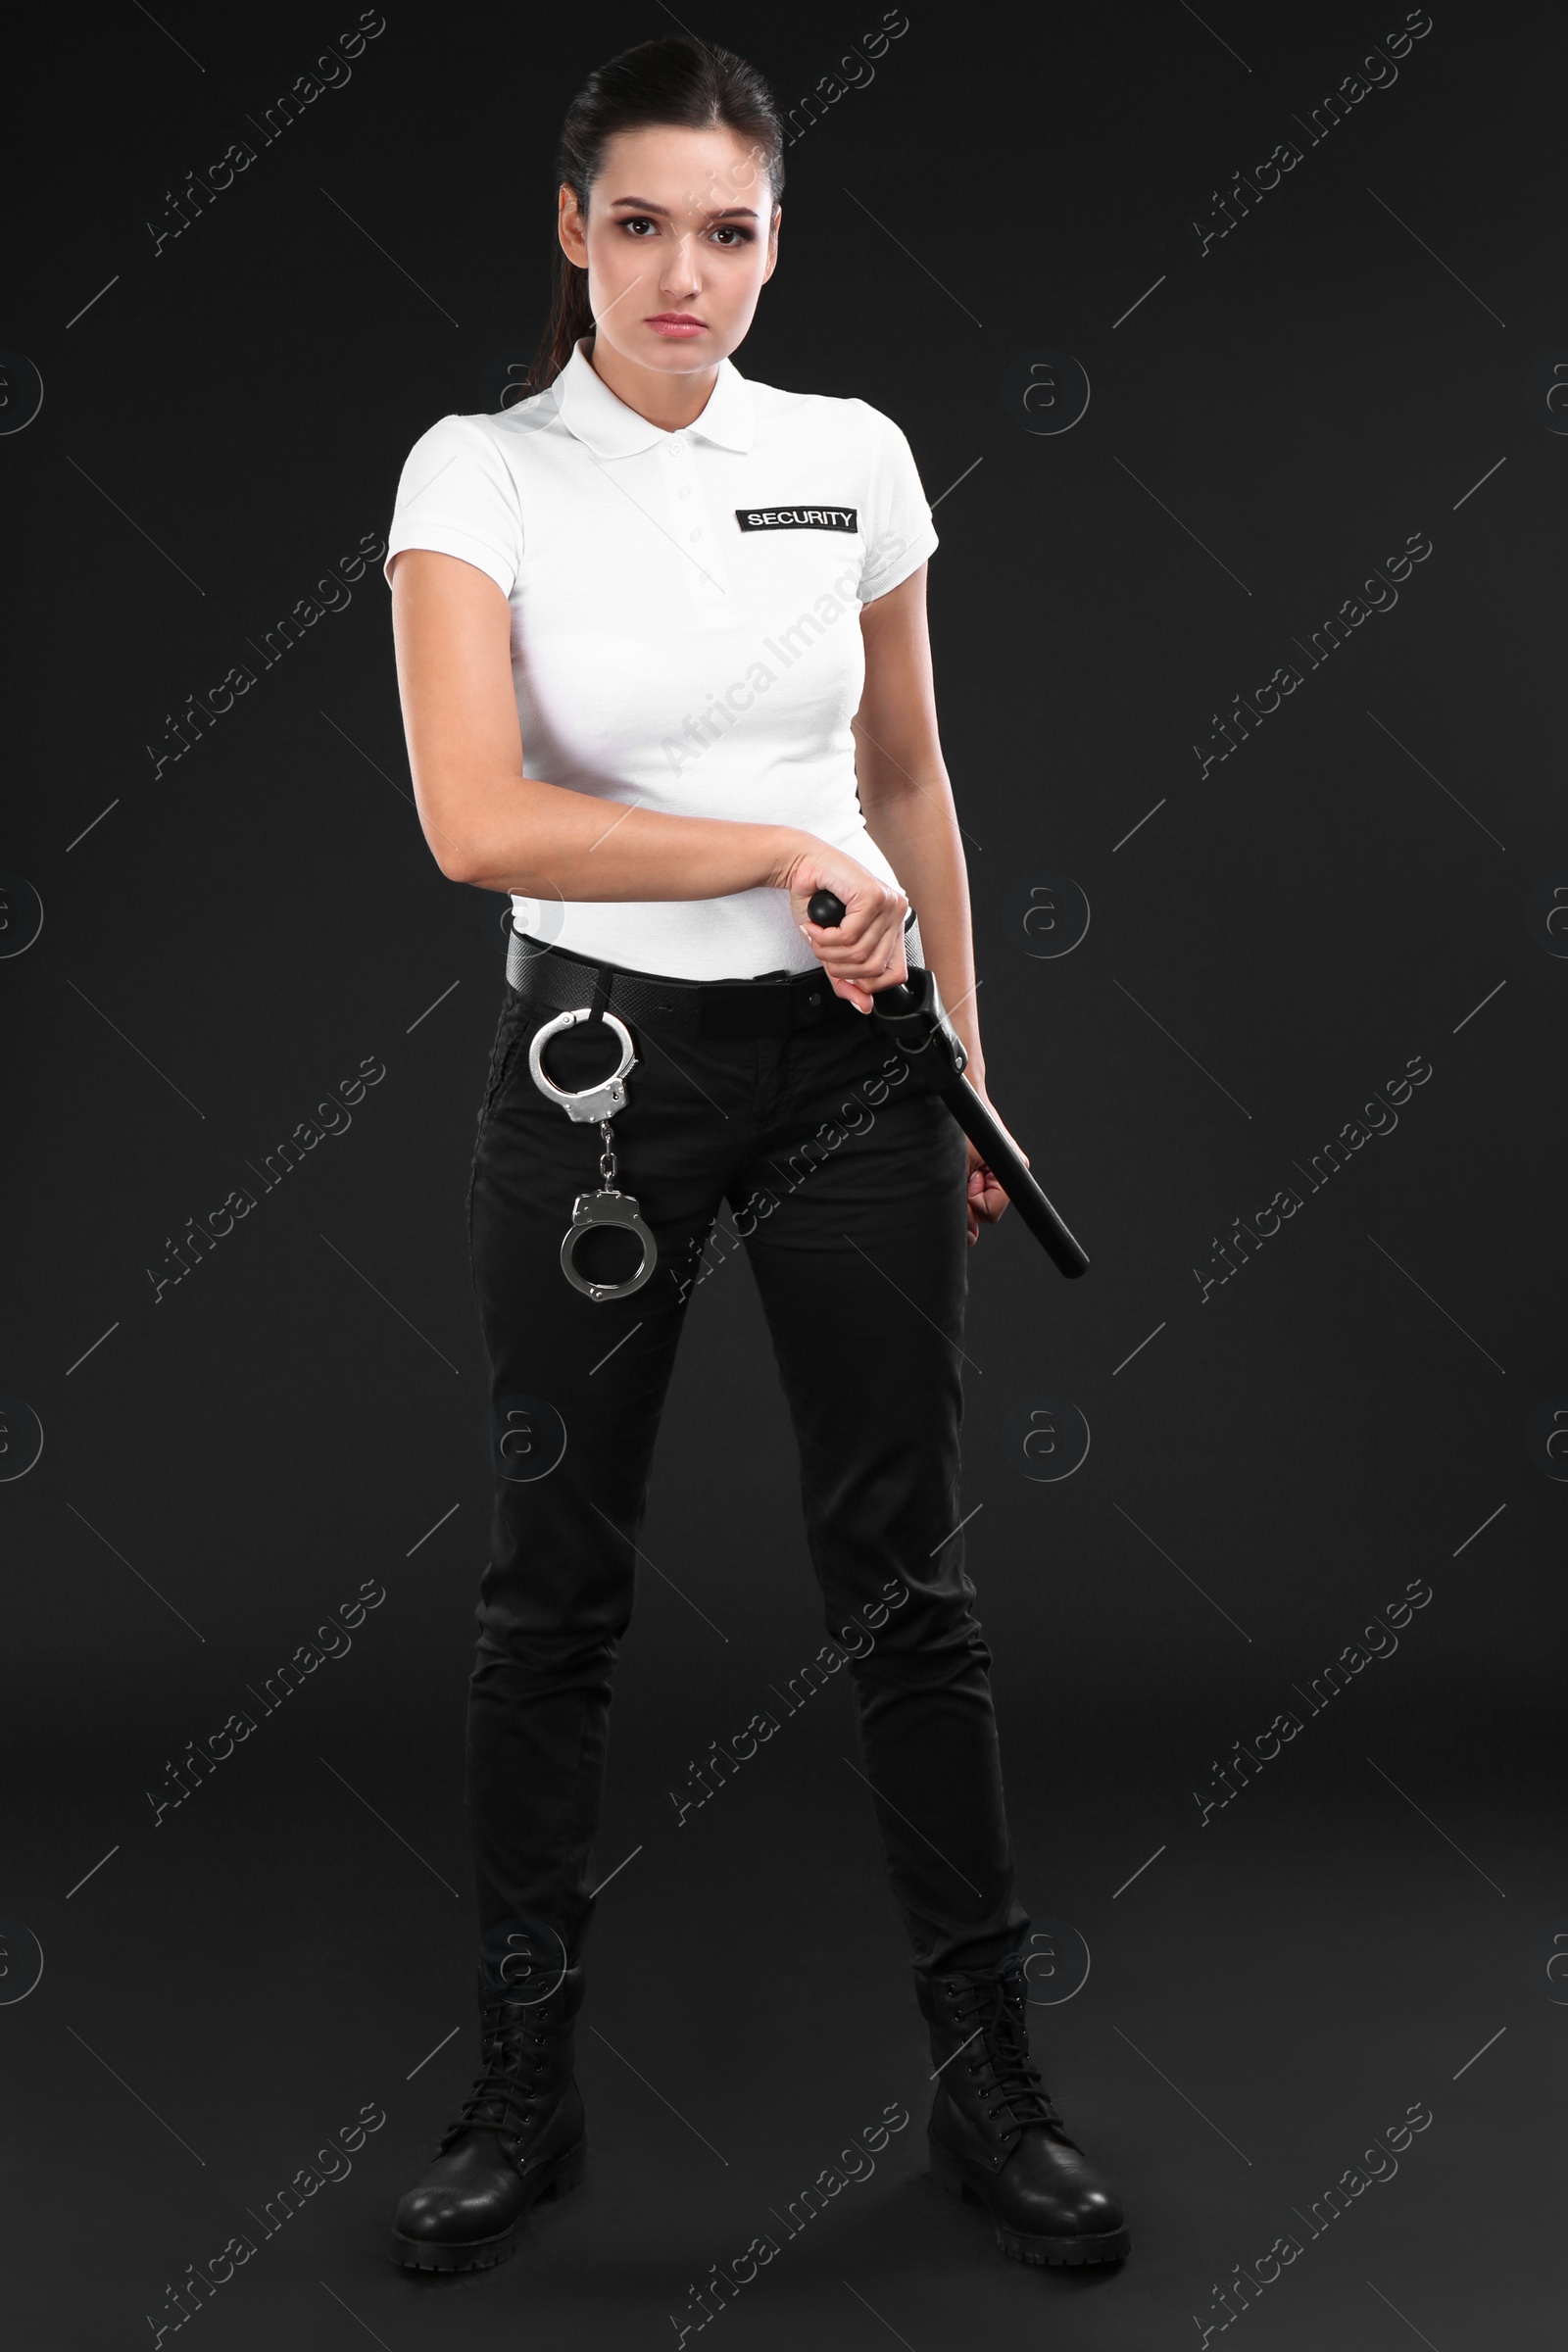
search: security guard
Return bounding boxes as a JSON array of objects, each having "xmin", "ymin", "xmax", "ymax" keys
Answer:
[{"xmin": 383, "ymin": 29, "xmax": 1129, "ymax": 2282}]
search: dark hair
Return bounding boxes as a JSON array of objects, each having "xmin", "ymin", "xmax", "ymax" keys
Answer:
[{"xmin": 523, "ymin": 33, "xmax": 785, "ymax": 396}]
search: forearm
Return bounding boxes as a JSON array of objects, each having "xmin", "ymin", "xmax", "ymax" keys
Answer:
[
  {"xmin": 427, "ymin": 767, "xmax": 807, "ymax": 904},
  {"xmin": 859, "ymin": 769, "xmax": 985, "ymax": 1089}
]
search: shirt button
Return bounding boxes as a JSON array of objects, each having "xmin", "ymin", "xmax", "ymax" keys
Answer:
[
  {"xmin": 678, "ymin": 487, "xmax": 691, "ymax": 499},
  {"xmin": 689, "ymin": 529, "xmax": 702, "ymax": 541}
]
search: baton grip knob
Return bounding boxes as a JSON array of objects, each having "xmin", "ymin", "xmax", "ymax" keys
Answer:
[{"xmin": 807, "ymin": 885, "xmax": 921, "ymax": 1016}]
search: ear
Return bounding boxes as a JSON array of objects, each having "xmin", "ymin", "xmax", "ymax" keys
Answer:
[
  {"xmin": 761, "ymin": 207, "xmax": 781, "ymax": 283},
  {"xmin": 558, "ymin": 182, "xmax": 588, "ymax": 266}
]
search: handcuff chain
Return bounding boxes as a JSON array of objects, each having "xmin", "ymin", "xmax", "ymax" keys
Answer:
[{"xmin": 599, "ymin": 1119, "xmax": 617, "ymax": 1187}]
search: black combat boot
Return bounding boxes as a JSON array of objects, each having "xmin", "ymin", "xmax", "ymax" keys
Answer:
[
  {"xmin": 390, "ymin": 1959, "xmax": 586, "ymax": 2272},
  {"xmin": 914, "ymin": 1956, "xmax": 1130, "ymax": 2267}
]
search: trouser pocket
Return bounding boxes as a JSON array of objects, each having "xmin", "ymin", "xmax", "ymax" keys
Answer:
[{"xmin": 478, "ymin": 991, "xmax": 528, "ymax": 1129}]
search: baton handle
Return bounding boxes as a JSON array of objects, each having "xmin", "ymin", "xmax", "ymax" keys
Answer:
[{"xmin": 804, "ymin": 891, "xmax": 1089, "ymax": 1279}]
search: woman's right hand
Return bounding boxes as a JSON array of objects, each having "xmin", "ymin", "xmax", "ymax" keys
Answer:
[{"xmin": 777, "ymin": 839, "xmax": 909, "ymax": 1014}]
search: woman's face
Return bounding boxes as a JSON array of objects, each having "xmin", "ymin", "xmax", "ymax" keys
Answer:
[{"xmin": 559, "ymin": 124, "xmax": 778, "ymax": 375}]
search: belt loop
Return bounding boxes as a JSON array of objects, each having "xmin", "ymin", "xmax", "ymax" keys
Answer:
[{"xmin": 585, "ymin": 964, "xmax": 613, "ymax": 1030}]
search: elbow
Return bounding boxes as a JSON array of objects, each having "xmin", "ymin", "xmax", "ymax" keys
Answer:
[
  {"xmin": 419, "ymin": 773, "xmax": 531, "ymax": 888},
  {"xmin": 433, "ymin": 837, "xmax": 484, "ymax": 886},
  {"xmin": 424, "ymin": 811, "xmax": 494, "ymax": 885},
  {"xmin": 433, "ymin": 836, "xmax": 527, "ymax": 892}
]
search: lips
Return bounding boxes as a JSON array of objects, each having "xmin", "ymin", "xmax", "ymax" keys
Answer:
[{"xmin": 647, "ymin": 313, "xmax": 704, "ymax": 326}]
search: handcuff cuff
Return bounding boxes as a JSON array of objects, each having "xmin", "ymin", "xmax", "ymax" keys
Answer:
[{"xmin": 526, "ymin": 1006, "xmax": 658, "ymax": 1304}]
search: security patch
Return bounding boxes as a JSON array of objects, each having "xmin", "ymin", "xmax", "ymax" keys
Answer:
[{"xmin": 735, "ymin": 507, "xmax": 858, "ymax": 532}]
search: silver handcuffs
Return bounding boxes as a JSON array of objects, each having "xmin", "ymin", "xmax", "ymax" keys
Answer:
[{"xmin": 527, "ymin": 1007, "xmax": 658, "ymax": 1304}]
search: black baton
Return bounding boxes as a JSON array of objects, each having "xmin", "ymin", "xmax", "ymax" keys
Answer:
[{"xmin": 807, "ymin": 891, "xmax": 1089, "ymax": 1280}]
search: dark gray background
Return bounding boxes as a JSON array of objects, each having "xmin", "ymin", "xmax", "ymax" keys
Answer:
[{"xmin": 3, "ymin": 2, "xmax": 1563, "ymax": 2345}]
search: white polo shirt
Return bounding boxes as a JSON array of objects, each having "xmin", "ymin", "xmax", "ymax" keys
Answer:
[{"xmin": 384, "ymin": 333, "xmax": 939, "ymax": 979}]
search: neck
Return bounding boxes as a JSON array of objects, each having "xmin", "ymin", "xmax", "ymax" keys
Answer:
[{"xmin": 584, "ymin": 334, "xmax": 720, "ymax": 434}]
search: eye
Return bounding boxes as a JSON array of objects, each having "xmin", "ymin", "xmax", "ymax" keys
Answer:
[{"xmin": 710, "ymin": 225, "xmax": 755, "ymax": 247}]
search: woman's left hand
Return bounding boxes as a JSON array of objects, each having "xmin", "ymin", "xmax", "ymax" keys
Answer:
[{"xmin": 964, "ymin": 1098, "xmax": 1028, "ymax": 1245}]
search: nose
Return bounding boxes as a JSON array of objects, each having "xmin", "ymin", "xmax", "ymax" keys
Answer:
[{"xmin": 660, "ymin": 232, "xmax": 702, "ymax": 301}]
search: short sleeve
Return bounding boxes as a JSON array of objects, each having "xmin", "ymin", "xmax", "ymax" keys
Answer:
[
  {"xmin": 853, "ymin": 400, "xmax": 940, "ymax": 604},
  {"xmin": 383, "ymin": 415, "xmax": 523, "ymax": 598}
]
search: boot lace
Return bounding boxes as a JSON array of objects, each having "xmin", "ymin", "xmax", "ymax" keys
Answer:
[
  {"xmin": 440, "ymin": 1989, "xmax": 562, "ymax": 2145},
  {"xmin": 950, "ymin": 1970, "xmax": 1064, "ymax": 2138}
]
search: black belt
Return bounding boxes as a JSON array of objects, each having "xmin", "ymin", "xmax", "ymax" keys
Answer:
[{"xmin": 504, "ymin": 915, "xmax": 924, "ymax": 1044}]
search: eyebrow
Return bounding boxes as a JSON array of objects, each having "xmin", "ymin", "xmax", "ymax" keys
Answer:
[{"xmin": 606, "ymin": 195, "xmax": 762, "ymax": 222}]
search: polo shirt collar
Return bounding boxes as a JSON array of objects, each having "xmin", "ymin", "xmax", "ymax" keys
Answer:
[{"xmin": 555, "ymin": 333, "xmax": 755, "ymax": 457}]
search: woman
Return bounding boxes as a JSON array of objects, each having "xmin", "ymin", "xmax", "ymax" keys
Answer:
[{"xmin": 383, "ymin": 32, "xmax": 1129, "ymax": 2281}]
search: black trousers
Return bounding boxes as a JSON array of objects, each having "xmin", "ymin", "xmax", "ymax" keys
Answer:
[{"xmin": 465, "ymin": 955, "xmax": 1031, "ymax": 1978}]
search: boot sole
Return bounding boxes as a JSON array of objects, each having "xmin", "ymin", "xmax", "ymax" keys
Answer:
[
  {"xmin": 389, "ymin": 2138, "xmax": 586, "ymax": 2273},
  {"xmin": 930, "ymin": 2138, "xmax": 1131, "ymax": 2268}
]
